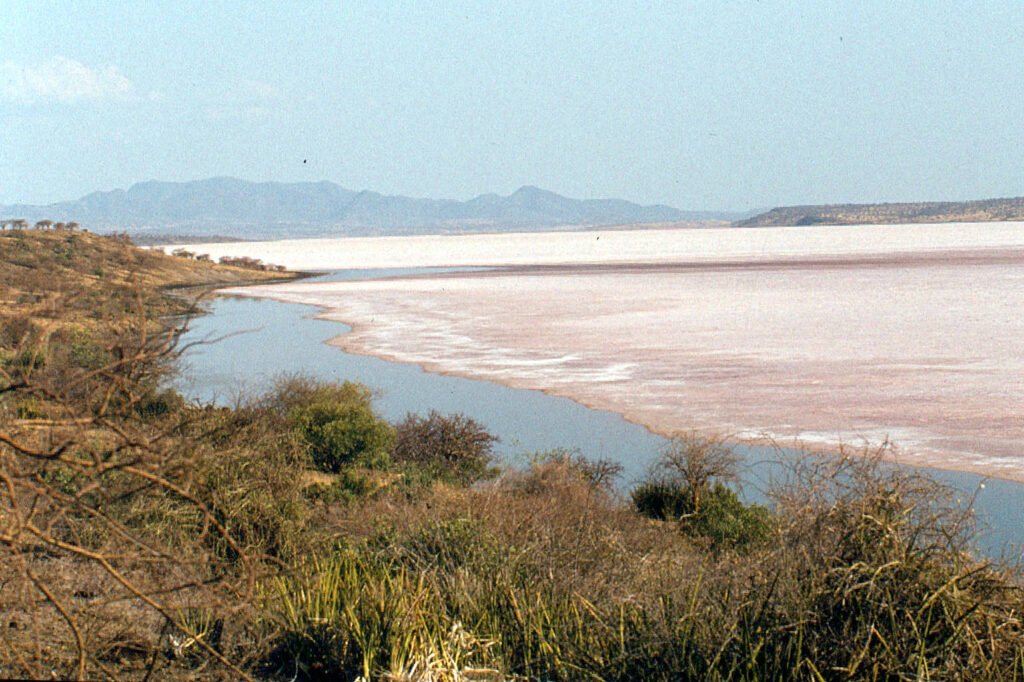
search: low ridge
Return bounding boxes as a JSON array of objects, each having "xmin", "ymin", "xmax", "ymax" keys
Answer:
[{"xmin": 738, "ymin": 196, "xmax": 1024, "ymax": 227}]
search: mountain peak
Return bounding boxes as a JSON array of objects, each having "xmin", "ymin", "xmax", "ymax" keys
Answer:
[{"xmin": 511, "ymin": 185, "xmax": 556, "ymax": 197}]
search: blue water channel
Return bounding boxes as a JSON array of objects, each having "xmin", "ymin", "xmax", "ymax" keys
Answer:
[{"xmin": 173, "ymin": 269, "xmax": 1024, "ymax": 561}]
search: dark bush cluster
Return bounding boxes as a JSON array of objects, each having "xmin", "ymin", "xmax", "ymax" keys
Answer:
[
  {"xmin": 631, "ymin": 436, "xmax": 772, "ymax": 550},
  {"xmin": 632, "ymin": 479, "xmax": 772, "ymax": 549},
  {"xmin": 217, "ymin": 255, "xmax": 286, "ymax": 271},
  {"xmin": 391, "ymin": 410, "xmax": 498, "ymax": 484}
]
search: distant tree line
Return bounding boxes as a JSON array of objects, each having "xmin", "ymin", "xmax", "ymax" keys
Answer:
[
  {"xmin": 169, "ymin": 247, "xmax": 286, "ymax": 271},
  {"xmin": 0, "ymin": 219, "xmax": 81, "ymax": 230}
]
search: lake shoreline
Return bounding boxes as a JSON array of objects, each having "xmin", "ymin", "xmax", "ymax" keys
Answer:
[
  {"xmin": 177, "ymin": 288, "xmax": 1024, "ymax": 557},
  {"xmin": 198, "ymin": 223, "xmax": 1023, "ymax": 486},
  {"xmin": 327, "ymin": 310, "xmax": 1024, "ymax": 486},
  {"xmin": 222, "ymin": 270, "xmax": 1024, "ymax": 487}
]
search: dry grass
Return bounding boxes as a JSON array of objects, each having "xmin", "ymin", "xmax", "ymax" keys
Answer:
[{"xmin": 0, "ymin": 230, "xmax": 298, "ymax": 680}]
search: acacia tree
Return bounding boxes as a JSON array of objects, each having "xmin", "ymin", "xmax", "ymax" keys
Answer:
[{"xmin": 655, "ymin": 435, "xmax": 738, "ymax": 513}]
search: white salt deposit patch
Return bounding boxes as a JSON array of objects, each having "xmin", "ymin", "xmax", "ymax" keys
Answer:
[
  {"xmin": 182, "ymin": 221, "xmax": 1024, "ymax": 271},
  {"xmin": 219, "ymin": 224, "xmax": 1024, "ymax": 481}
]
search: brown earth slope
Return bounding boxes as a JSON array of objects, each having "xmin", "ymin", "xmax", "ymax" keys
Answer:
[{"xmin": 0, "ymin": 228, "xmax": 292, "ymax": 330}]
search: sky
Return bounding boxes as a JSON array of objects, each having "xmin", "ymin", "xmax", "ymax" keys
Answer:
[{"xmin": 2, "ymin": 2, "xmax": 1023, "ymax": 211}]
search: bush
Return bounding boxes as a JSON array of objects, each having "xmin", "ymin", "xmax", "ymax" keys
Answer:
[
  {"xmin": 135, "ymin": 387, "xmax": 186, "ymax": 418},
  {"xmin": 632, "ymin": 436, "xmax": 772, "ymax": 550},
  {"xmin": 145, "ymin": 405, "xmax": 315, "ymax": 561},
  {"xmin": 292, "ymin": 400, "xmax": 393, "ymax": 472},
  {"xmin": 303, "ymin": 470, "xmax": 377, "ymax": 504},
  {"xmin": 391, "ymin": 410, "xmax": 498, "ymax": 484},
  {"xmin": 630, "ymin": 480, "xmax": 691, "ymax": 520},
  {"xmin": 260, "ymin": 376, "xmax": 393, "ymax": 473},
  {"xmin": 632, "ymin": 480, "xmax": 772, "ymax": 550},
  {"xmin": 395, "ymin": 516, "xmax": 503, "ymax": 573},
  {"xmin": 528, "ymin": 447, "xmax": 623, "ymax": 490},
  {"xmin": 263, "ymin": 375, "xmax": 372, "ymax": 418},
  {"xmin": 68, "ymin": 334, "xmax": 112, "ymax": 370},
  {"xmin": 760, "ymin": 452, "xmax": 1024, "ymax": 676}
]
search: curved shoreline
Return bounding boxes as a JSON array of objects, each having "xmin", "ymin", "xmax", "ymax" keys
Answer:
[
  {"xmin": 208, "ymin": 224, "xmax": 1024, "ymax": 486},
  {"xmin": 220, "ymin": 280, "xmax": 1024, "ymax": 486},
  {"xmin": 324, "ymin": 319, "xmax": 1024, "ymax": 485}
]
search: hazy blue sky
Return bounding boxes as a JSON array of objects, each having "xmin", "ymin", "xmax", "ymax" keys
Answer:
[{"xmin": 3, "ymin": 2, "xmax": 1023, "ymax": 210}]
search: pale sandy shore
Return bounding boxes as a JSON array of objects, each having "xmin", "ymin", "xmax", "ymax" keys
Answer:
[{"xmin": 211, "ymin": 223, "xmax": 1024, "ymax": 482}]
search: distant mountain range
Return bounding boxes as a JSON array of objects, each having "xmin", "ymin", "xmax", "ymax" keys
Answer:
[
  {"xmin": 738, "ymin": 196, "xmax": 1024, "ymax": 227},
  {"xmin": 0, "ymin": 178, "xmax": 744, "ymax": 240},
  {"xmin": 8, "ymin": 179, "xmax": 1024, "ymax": 239}
]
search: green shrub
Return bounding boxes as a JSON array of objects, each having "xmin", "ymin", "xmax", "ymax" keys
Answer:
[
  {"xmin": 135, "ymin": 388, "xmax": 186, "ymax": 418},
  {"xmin": 631, "ymin": 480, "xmax": 691, "ymax": 520},
  {"xmin": 291, "ymin": 400, "xmax": 393, "ymax": 472},
  {"xmin": 632, "ymin": 480, "xmax": 772, "ymax": 550},
  {"xmin": 632, "ymin": 436, "xmax": 773, "ymax": 551},
  {"xmin": 68, "ymin": 335, "xmax": 112, "ymax": 370},
  {"xmin": 688, "ymin": 483, "xmax": 771, "ymax": 548}
]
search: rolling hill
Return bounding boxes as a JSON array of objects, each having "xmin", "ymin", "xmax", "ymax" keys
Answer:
[{"xmin": 737, "ymin": 196, "xmax": 1024, "ymax": 227}]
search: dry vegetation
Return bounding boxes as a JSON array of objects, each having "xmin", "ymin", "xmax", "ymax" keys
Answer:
[{"xmin": 1, "ymin": 228, "xmax": 1022, "ymax": 680}]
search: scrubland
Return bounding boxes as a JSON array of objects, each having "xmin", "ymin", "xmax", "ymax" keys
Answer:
[{"xmin": 2, "ymin": 229, "xmax": 1022, "ymax": 681}]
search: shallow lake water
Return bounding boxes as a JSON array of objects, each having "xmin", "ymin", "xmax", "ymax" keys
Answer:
[
  {"xmin": 174, "ymin": 270, "xmax": 1024, "ymax": 561},
  {"xmin": 176, "ymin": 293, "xmax": 672, "ymax": 484}
]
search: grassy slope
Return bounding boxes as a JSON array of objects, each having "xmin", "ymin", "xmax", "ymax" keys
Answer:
[
  {"xmin": 0, "ymin": 231, "xmax": 299, "ymax": 679},
  {"xmin": 0, "ymin": 228, "xmax": 291, "ymax": 324}
]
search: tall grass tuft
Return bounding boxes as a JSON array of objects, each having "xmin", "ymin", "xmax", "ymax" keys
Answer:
[{"xmin": 270, "ymin": 549, "xmax": 498, "ymax": 681}]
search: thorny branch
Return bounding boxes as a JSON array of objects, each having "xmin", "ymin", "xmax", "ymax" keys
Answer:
[{"xmin": 0, "ymin": 285, "xmax": 264, "ymax": 680}]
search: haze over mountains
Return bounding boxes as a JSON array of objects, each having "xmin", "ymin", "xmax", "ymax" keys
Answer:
[
  {"xmin": 9, "ymin": 177, "xmax": 1022, "ymax": 240},
  {"xmin": 0, "ymin": 178, "xmax": 740, "ymax": 240}
]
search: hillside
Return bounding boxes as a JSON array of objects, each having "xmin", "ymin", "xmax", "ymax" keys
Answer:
[
  {"xmin": 0, "ymin": 178, "xmax": 735, "ymax": 240},
  {"xmin": 0, "ymin": 228, "xmax": 292, "ymax": 329},
  {"xmin": 738, "ymin": 195, "xmax": 1024, "ymax": 227}
]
